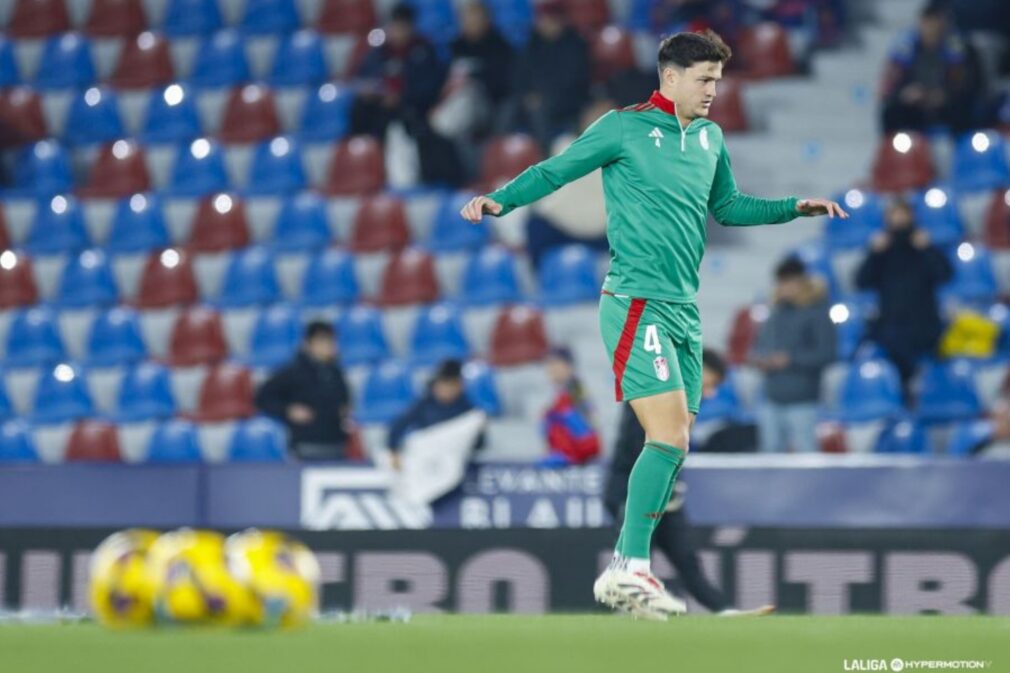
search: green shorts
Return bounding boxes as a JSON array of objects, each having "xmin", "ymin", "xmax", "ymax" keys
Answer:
[{"xmin": 598, "ymin": 292, "xmax": 703, "ymax": 413}]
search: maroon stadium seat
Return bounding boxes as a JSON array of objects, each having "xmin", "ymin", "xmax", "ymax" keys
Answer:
[
  {"xmin": 168, "ymin": 306, "xmax": 228, "ymax": 366},
  {"xmin": 188, "ymin": 192, "xmax": 251, "ymax": 252},
  {"xmin": 0, "ymin": 88, "xmax": 48, "ymax": 147},
  {"xmin": 85, "ymin": 0, "xmax": 147, "ymax": 37},
  {"xmin": 0, "ymin": 207, "xmax": 8, "ymax": 249},
  {"xmin": 66, "ymin": 420, "xmax": 122, "ymax": 462},
  {"xmin": 7, "ymin": 0, "xmax": 70, "ymax": 37},
  {"xmin": 317, "ymin": 0, "xmax": 376, "ymax": 35},
  {"xmin": 590, "ymin": 26, "xmax": 635, "ymax": 83},
  {"xmin": 817, "ymin": 422, "xmax": 848, "ymax": 454},
  {"xmin": 707, "ymin": 77, "xmax": 748, "ymax": 133},
  {"xmin": 481, "ymin": 134, "xmax": 542, "ymax": 191},
  {"xmin": 563, "ymin": 0, "xmax": 610, "ymax": 37},
  {"xmin": 0, "ymin": 251, "xmax": 39, "ymax": 309},
  {"xmin": 871, "ymin": 131, "xmax": 935, "ymax": 193},
  {"xmin": 109, "ymin": 32, "xmax": 174, "ymax": 89},
  {"xmin": 325, "ymin": 135, "xmax": 385, "ymax": 195},
  {"xmin": 726, "ymin": 305, "xmax": 759, "ymax": 366},
  {"xmin": 192, "ymin": 363, "xmax": 255, "ymax": 421},
  {"xmin": 984, "ymin": 189, "xmax": 1010, "ymax": 250},
  {"xmin": 219, "ymin": 84, "xmax": 282, "ymax": 144},
  {"xmin": 735, "ymin": 23, "xmax": 795, "ymax": 80},
  {"xmin": 136, "ymin": 248, "xmax": 199, "ymax": 308},
  {"xmin": 349, "ymin": 194, "xmax": 410, "ymax": 252},
  {"xmin": 377, "ymin": 249, "xmax": 440, "ymax": 306},
  {"xmin": 78, "ymin": 140, "xmax": 152, "ymax": 198},
  {"xmin": 489, "ymin": 305, "xmax": 549, "ymax": 366}
]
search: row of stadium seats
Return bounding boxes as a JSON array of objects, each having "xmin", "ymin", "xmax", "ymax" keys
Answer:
[{"xmin": 870, "ymin": 130, "xmax": 1010, "ymax": 196}]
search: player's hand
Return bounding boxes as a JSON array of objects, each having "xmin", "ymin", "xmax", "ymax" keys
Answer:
[
  {"xmin": 796, "ymin": 198, "xmax": 848, "ymax": 219},
  {"xmin": 460, "ymin": 195, "xmax": 502, "ymax": 223}
]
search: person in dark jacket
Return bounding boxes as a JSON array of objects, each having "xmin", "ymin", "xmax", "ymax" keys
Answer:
[
  {"xmin": 856, "ymin": 198, "xmax": 953, "ymax": 396},
  {"xmin": 751, "ymin": 257, "xmax": 837, "ymax": 453},
  {"xmin": 255, "ymin": 321, "xmax": 352, "ymax": 460},
  {"xmin": 451, "ymin": 1, "xmax": 514, "ymax": 105}
]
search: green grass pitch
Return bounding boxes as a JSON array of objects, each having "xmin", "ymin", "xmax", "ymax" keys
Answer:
[{"xmin": 2, "ymin": 615, "xmax": 1008, "ymax": 673}]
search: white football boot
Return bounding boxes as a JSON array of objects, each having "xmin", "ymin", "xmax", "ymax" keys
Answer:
[{"xmin": 594, "ymin": 561, "xmax": 686, "ymax": 620}]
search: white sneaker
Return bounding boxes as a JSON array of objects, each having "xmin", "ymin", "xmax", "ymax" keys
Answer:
[{"xmin": 594, "ymin": 564, "xmax": 686, "ymax": 620}]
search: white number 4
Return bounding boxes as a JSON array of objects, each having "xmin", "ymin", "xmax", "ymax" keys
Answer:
[{"xmin": 644, "ymin": 325, "xmax": 662, "ymax": 354}]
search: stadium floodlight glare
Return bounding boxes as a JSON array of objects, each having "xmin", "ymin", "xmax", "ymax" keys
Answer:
[
  {"xmin": 923, "ymin": 187, "xmax": 947, "ymax": 209},
  {"xmin": 51, "ymin": 195, "xmax": 68, "ymax": 214},
  {"xmin": 859, "ymin": 361, "xmax": 882, "ymax": 379},
  {"xmin": 367, "ymin": 29, "xmax": 385, "ymax": 47},
  {"xmin": 213, "ymin": 193, "xmax": 233, "ymax": 214},
  {"xmin": 54, "ymin": 363, "xmax": 75, "ymax": 383},
  {"xmin": 270, "ymin": 137, "xmax": 290, "ymax": 157},
  {"xmin": 112, "ymin": 140, "xmax": 131, "ymax": 159},
  {"xmin": 84, "ymin": 87, "xmax": 102, "ymax": 107},
  {"xmin": 318, "ymin": 83, "xmax": 338, "ymax": 103},
  {"xmin": 0, "ymin": 250, "xmax": 17, "ymax": 270},
  {"xmin": 843, "ymin": 189, "xmax": 864, "ymax": 209},
  {"xmin": 80, "ymin": 250, "xmax": 100, "ymax": 269},
  {"xmin": 34, "ymin": 140, "xmax": 56, "ymax": 159},
  {"xmin": 160, "ymin": 248, "xmax": 181, "ymax": 268},
  {"xmin": 190, "ymin": 138, "xmax": 211, "ymax": 159},
  {"xmin": 971, "ymin": 131, "xmax": 990, "ymax": 153},
  {"xmin": 829, "ymin": 303, "xmax": 850, "ymax": 324},
  {"xmin": 892, "ymin": 132, "xmax": 912, "ymax": 154},
  {"xmin": 137, "ymin": 31, "xmax": 157, "ymax": 51},
  {"xmin": 241, "ymin": 84, "xmax": 264, "ymax": 103},
  {"xmin": 749, "ymin": 303, "xmax": 770, "ymax": 323},
  {"xmin": 164, "ymin": 84, "xmax": 184, "ymax": 107},
  {"xmin": 957, "ymin": 242, "xmax": 975, "ymax": 262},
  {"xmin": 130, "ymin": 193, "xmax": 148, "ymax": 212}
]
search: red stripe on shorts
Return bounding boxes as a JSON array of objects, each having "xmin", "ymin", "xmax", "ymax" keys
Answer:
[{"xmin": 613, "ymin": 298, "xmax": 647, "ymax": 401}]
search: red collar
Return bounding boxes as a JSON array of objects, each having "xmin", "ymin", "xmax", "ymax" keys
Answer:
[{"xmin": 649, "ymin": 90, "xmax": 677, "ymax": 116}]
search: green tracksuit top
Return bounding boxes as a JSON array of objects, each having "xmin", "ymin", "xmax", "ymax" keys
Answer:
[{"xmin": 487, "ymin": 91, "xmax": 802, "ymax": 303}]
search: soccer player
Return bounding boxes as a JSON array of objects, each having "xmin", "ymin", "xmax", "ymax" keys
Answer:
[{"xmin": 460, "ymin": 30, "xmax": 847, "ymax": 620}]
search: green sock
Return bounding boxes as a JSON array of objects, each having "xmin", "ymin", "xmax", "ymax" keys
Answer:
[{"xmin": 617, "ymin": 441, "xmax": 685, "ymax": 559}]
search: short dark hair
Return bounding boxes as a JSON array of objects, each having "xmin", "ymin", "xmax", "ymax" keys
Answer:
[
  {"xmin": 775, "ymin": 256, "xmax": 807, "ymax": 281},
  {"xmin": 304, "ymin": 320, "xmax": 334, "ymax": 341},
  {"xmin": 702, "ymin": 349, "xmax": 727, "ymax": 381},
  {"xmin": 390, "ymin": 2, "xmax": 417, "ymax": 24},
  {"xmin": 657, "ymin": 29, "xmax": 732, "ymax": 75},
  {"xmin": 433, "ymin": 359, "xmax": 464, "ymax": 382},
  {"xmin": 921, "ymin": 0, "xmax": 949, "ymax": 19}
]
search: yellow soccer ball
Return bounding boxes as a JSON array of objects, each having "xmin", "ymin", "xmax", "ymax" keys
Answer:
[
  {"xmin": 89, "ymin": 529, "xmax": 160, "ymax": 628},
  {"xmin": 226, "ymin": 529, "xmax": 321, "ymax": 628}
]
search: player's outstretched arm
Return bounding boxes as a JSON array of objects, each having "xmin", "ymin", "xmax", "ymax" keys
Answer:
[
  {"xmin": 796, "ymin": 198, "xmax": 848, "ymax": 219},
  {"xmin": 460, "ymin": 195, "xmax": 503, "ymax": 223}
]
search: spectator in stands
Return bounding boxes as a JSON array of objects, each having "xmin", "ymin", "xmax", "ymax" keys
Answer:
[
  {"xmin": 879, "ymin": 0, "xmax": 983, "ymax": 134},
  {"xmin": 949, "ymin": 395, "xmax": 1010, "ymax": 458},
  {"xmin": 509, "ymin": 0, "xmax": 591, "ymax": 150},
  {"xmin": 255, "ymin": 321, "xmax": 352, "ymax": 460},
  {"xmin": 856, "ymin": 198, "xmax": 953, "ymax": 397},
  {"xmin": 751, "ymin": 257, "xmax": 836, "ymax": 453},
  {"xmin": 693, "ymin": 349, "xmax": 758, "ymax": 453},
  {"xmin": 539, "ymin": 347, "xmax": 600, "ymax": 467},
  {"xmin": 451, "ymin": 2, "xmax": 514, "ymax": 107}
]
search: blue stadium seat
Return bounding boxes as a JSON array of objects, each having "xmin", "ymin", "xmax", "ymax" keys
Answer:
[
  {"xmin": 825, "ymin": 188, "xmax": 883, "ymax": 250},
  {"xmin": 189, "ymin": 30, "xmax": 250, "ymax": 88},
  {"xmin": 405, "ymin": 0, "xmax": 458, "ymax": 45},
  {"xmin": 0, "ymin": 36, "xmax": 20, "ymax": 87},
  {"xmin": 410, "ymin": 303, "xmax": 470, "ymax": 366},
  {"xmin": 142, "ymin": 84, "xmax": 203, "ymax": 144},
  {"xmin": 269, "ymin": 30, "xmax": 326, "ymax": 86},
  {"xmin": 161, "ymin": 0, "xmax": 224, "ymax": 36},
  {"xmin": 217, "ymin": 246, "xmax": 281, "ymax": 307},
  {"xmin": 459, "ymin": 246, "xmax": 522, "ymax": 305},
  {"xmin": 168, "ymin": 138, "xmax": 230, "ymax": 196},
  {"xmin": 0, "ymin": 370, "xmax": 10, "ymax": 419},
  {"xmin": 63, "ymin": 87, "xmax": 124, "ymax": 145},
  {"xmin": 11, "ymin": 141, "xmax": 73, "ymax": 197},
  {"xmin": 336, "ymin": 305, "xmax": 389, "ymax": 365},
  {"xmin": 106, "ymin": 193, "xmax": 170, "ymax": 253},
  {"xmin": 951, "ymin": 131, "xmax": 1010, "ymax": 193},
  {"xmin": 27, "ymin": 195, "xmax": 89, "ymax": 254},
  {"xmin": 462, "ymin": 360, "xmax": 501, "ymax": 415},
  {"xmin": 916, "ymin": 359, "xmax": 982, "ymax": 423},
  {"xmin": 947, "ymin": 418, "xmax": 992, "ymax": 456},
  {"xmin": 912, "ymin": 187, "xmax": 964, "ymax": 246},
  {"xmin": 271, "ymin": 192, "xmax": 331, "ymax": 251},
  {"xmin": 835, "ymin": 358, "xmax": 903, "ymax": 422},
  {"xmin": 87, "ymin": 307, "xmax": 147, "ymax": 366},
  {"xmin": 487, "ymin": 0, "xmax": 532, "ymax": 46},
  {"xmin": 426, "ymin": 191, "xmax": 490, "ymax": 252},
  {"xmin": 875, "ymin": 418, "xmax": 928, "ymax": 453},
  {"xmin": 298, "ymin": 83, "xmax": 353, "ymax": 142},
  {"xmin": 5, "ymin": 307, "xmax": 65, "ymax": 368},
  {"xmin": 943, "ymin": 243, "xmax": 998, "ymax": 304},
  {"xmin": 33, "ymin": 363, "xmax": 93, "ymax": 424},
  {"xmin": 832, "ymin": 297, "xmax": 871, "ymax": 360},
  {"xmin": 240, "ymin": 0, "xmax": 301, "ymax": 35},
  {"xmin": 146, "ymin": 419, "xmax": 202, "ymax": 462},
  {"xmin": 35, "ymin": 33, "xmax": 95, "ymax": 90},
  {"xmin": 228, "ymin": 417, "xmax": 287, "ymax": 461},
  {"xmin": 246, "ymin": 136, "xmax": 307, "ymax": 195},
  {"xmin": 116, "ymin": 362, "xmax": 176, "ymax": 421},
  {"xmin": 539, "ymin": 245, "xmax": 600, "ymax": 306},
  {"xmin": 55, "ymin": 249, "xmax": 118, "ymax": 308},
  {"xmin": 247, "ymin": 304, "xmax": 302, "ymax": 368},
  {"xmin": 0, "ymin": 420, "xmax": 38, "ymax": 462},
  {"xmin": 300, "ymin": 248, "xmax": 359, "ymax": 307},
  {"xmin": 626, "ymin": 0, "xmax": 652, "ymax": 29},
  {"xmin": 355, "ymin": 361, "xmax": 416, "ymax": 424}
]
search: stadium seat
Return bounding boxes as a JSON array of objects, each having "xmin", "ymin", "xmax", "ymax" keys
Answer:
[
  {"xmin": 871, "ymin": 132, "xmax": 935, "ymax": 193},
  {"xmin": 459, "ymin": 246, "xmax": 522, "ymax": 306},
  {"xmin": 410, "ymin": 303, "xmax": 470, "ymax": 366},
  {"xmin": 355, "ymin": 361, "xmax": 415, "ymax": 423},
  {"xmin": 270, "ymin": 30, "xmax": 326, "ymax": 86},
  {"xmin": 247, "ymin": 304, "xmax": 301, "ymax": 368},
  {"xmin": 169, "ymin": 306, "xmax": 228, "ymax": 365},
  {"xmin": 219, "ymin": 84, "xmax": 281, "ymax": 143},
  {"xmin": 7, "ymin": 0, "xmax": 70, "ymax": 37},
  {"xmin": 539, "ymin": 245, "xmax": 599, "ymax": 306},
  {"xmin": 0, "ymin": 214, "xmax": 7, "ymax": 251},
  {"xmin": 0, "ymin": 251, "xmax": 38, "ymax": 309},
  {"xmin": 350, "ymin": 195, "xmax": 410, "ymax": 252},
  {"xmin": 109, "ymin": 31, "xmax": 175, "ymax": 89},
  {"xmin": 951, "ymin": 131, "xmax": 1010, "ymax": 194},
  {"xmin": 834, "ymin": 358, "xmax": 903, "ymax": 423},
  {"xmin": 107, "ymin": 193, "xmax": 170, "ymax": 253},
  {"xmin": 481, "ymin": 134, "xmax": 542, "ymax": 190},
  {"xmin": 168, "ymin": 138, "xmax": 230, "ymax": 196},
  {"xmin": 85, "ymin": 0, "xmax": 148, "ymax": 36},
  {"xmin": 916, "ymin": 359, "xmax": 982, "ymax": 423},
  {"xmin": 228, "ymin": 417, "xmax": 287, "ymax": 461},
  {"xmin": 65, "ymin": 419, "xmax": 121, "ymax": 461},
  {"xmin": 325, "ymin": 136, "xmax": 385, "ymax": 195},
  {"xmin": 825, "ymin": 189, "xmax": 884, "ymax": 251},
  {"xmin": 193, "ymin": 363, "xmax": 255, "ymax": 421},
  {"xmin": 0, "ymin": 88, "xmax": 48, "ymax": 147},
  {"xmin": 0, "ymin": 420, "xmax": 38, "ymax": 461},
  {"xmin": 271, "ymin": 192, "xmax": 332, "ymax": 251},
  {"xmin": 317, "ymin": 0, "xmax": 376, "ymax": 34},
  {"xmin": 216, "ymin": 246, "xmax": 281, "ymax": 307},
  {"xmin": 0, "ymin": 372, "xmax": 11, "ymax": 419},
  {"xmin": 0, "ymin": 37, "xmax": 20, "ymax": 88},
  {"xmin": 5, "ymin": 307, "xmax": 64, "ymax": 367},
  {"xmin": 875, "ymin": 418, "xmax": 928, "ymax": 454},
  {"xmin": 240, "ymin": 0, "xmax": 301, "ymax": 34},
  {"xmin": 33, "ymin": 363, "xmax": 93, "ymax": 424},
  {"xmin": 985, "ymin": 189, "xmax": 1010, "ymax": 250},
  {"xmin": 161, "ymin": 0, "xmax": 224, "ymax": 36},
  {"xmin": 11, "ymin": 141, "xmax": 72, "ymax": 197},
  {"xmin": 735, "ymin": 23, "xmax": 795, "ymax": 79},
  {"xmin": 79, "ymin": 140, "xmax": 152, "ymax": 198},
  {"xmin": 298, "ymin": 82, "xmax": 353, "ymax": 141},
  {"xmin": 831, "ymin": 298, "xmax": 869, "ymax": 360},
  {"xmin": 726, "ymin": 304, "xmax": 764, "ymax": 365},
  {"xmin": 335, "ymin": 305, "xmax": 390, "ymax": 365},
  {"xmin": 462, "ymin": 360, "xmax": 502, "ymax": 415},
  {"xmin": 116, "ymin": 361, "xmax": 175, "ymax": 421},
  {"xmin": 912, "ymin": 187, "xmax": 964, "ymax": 245},
  {"xmin": 55, "ymin": 249, "xmax": 119, "ymax": 308},
  {"xmin": 246, "ymin": 136, "xmax": 307, "ymax": 195},
  {"xmin": 489, "ymin": 305, "xmax": 549, "ymax": 366},
  {"xmin": 943, "ymin": 244, "xmax": 997, "ymax": 304},
  {"xmin": 35, "ymin": 33, "xmax": 96, "ymax": 90},
  {"xmin": 146, "ymin": 419, "xmax": 201, "ymax": 461},
  {"xmin": 426, "ymin": 191, "xmax": 490, "ymax": 252},
  {"xmin": 486, "ymin": 0, "xmax": 532, "ymax": 46},
  {"xmin": 706, "ymin": 77, "xmax": 749, "ymax": 133},
  {"xmin": 590, "ymin": 26, "xmax": 634, "ymax": 83},
  {"xmin": 407, "ymin": 0, "xmax": 457, "ymax": 45},
  {"xmin": 300, "ymin": 248, "xmax": 359, "ymax": 307},
  {"xmin": 190, "ymin": 30, "xmax": 251, "ymax": 89},
  {"xmin": 378, "ymin": 249, "xmax": 440, "ymax": 305},
  {"xmin": 136, "ymin": 248, "xmax": 199, "ymax": 307},
  {"xmin": 87, "ymin": 307, "xmax": 146, "ymax": 366},
  {"xmin": 189, "ymin": 192, "xmax": 251, "ymax": 251},
  {"xmin": 142, "ymin": 84, "xmax": 203, "ymax": 144},
  {"xmin": 947, "ymin": 418, "xmax": 992, "ymax": 456},
  {"xmin": 26, "ymin": 195, "xmax": 89, "ymax": 254}
]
